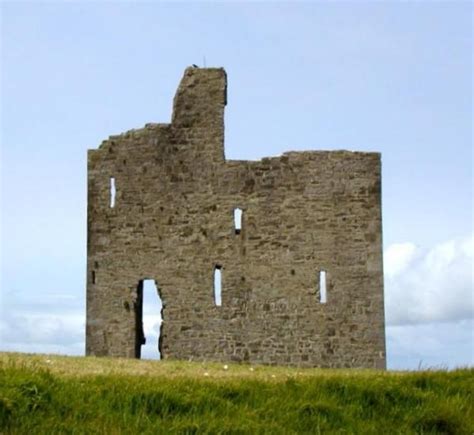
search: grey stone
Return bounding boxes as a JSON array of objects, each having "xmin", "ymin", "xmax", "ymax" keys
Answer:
[{"xmin": 85, "ymin": 67, "xmax": 386, "ymax": 369}]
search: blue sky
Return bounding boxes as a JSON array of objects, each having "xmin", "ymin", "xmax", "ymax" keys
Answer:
[{"xmin": 1, "ymin": 1, "xmax": 472, "ymax": 369}]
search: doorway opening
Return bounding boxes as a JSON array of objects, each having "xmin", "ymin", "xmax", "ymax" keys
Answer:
[{"xmin": 135, "ymin": 279, "xmax": 163, "ymax": 360}]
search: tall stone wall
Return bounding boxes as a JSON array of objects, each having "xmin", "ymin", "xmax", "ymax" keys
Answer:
[{"xmin": 86, "ymin": 67, "xmax": 386, "ymax": 369}]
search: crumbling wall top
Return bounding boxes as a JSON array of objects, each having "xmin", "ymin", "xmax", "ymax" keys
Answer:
[{"xmin": 172, "ymin": 67, "xmax": 227, "ymax": 127}]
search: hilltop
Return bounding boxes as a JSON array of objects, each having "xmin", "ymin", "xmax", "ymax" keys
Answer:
[{"xmin": 1, "ymin": 352, "xmax": 472, "ymax": 434}]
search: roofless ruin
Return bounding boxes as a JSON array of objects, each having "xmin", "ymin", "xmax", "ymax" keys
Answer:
[{"xmin": 86, "ymin": 67, "xmax": 386, "ymax": 368}]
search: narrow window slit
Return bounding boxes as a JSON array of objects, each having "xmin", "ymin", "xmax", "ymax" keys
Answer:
[
  {"xmin": 319, "ymin": 270, "xmax": 327, "ymax": 304},
  {"xmin": 234, "ymin": 208, "xmax": 242, "ymax": 234},
  {"xmin": 91, "ymin": 270, "xmax": 96, "ymax": 284},
  {"xmin": 214, "ymin": 265, "xmax": 222, "ymax": 306},
  {"xmin": 110, "ymin": 177, "xmax": 116, "ymax": 208}
]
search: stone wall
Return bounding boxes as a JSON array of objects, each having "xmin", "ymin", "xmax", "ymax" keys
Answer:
[{"xmin": 86, "ymin": 67, "xmax": 386, "ymax": 368}]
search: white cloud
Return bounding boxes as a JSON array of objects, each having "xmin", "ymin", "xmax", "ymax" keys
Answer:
[
  {"xmin": 384, "ymin": 242, "xmax": 417, "ymax": 278},
  {"xmin": 387, "ymin": 319, "xmax": 473, "ymax": 370},
  {"xmin": 141, "ymin": 316, "xmax": 162, "ymax": 360},
  {"xmin": 140, "ymin": 280, "xmax": 163, "ymax": 359},
  {"xmin": 139, "ymin": 284, "xmax": 165, "ymax": 360},
  {"xmin": 384, "ymin": 234, "xmax": 473, "ymax": 326},
  {"xmin": 0, "ymin": 310, "xmax": 84, "ymax": 347}
]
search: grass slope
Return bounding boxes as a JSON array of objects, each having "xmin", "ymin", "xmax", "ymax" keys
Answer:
[{"xmin": 1, "ymin": 352, "xmax": 473, "ymax": 434}]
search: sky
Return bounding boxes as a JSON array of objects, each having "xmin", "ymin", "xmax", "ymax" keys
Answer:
[{"xmin": 0, "ymin": 1, "xmax": 472, "ymax": 369}]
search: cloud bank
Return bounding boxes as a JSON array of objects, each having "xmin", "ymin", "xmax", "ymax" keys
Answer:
[
  {"xmin": 1, "ymin": 235, "xmax": 472, "ymax": 368},
  {"xmin": 384, "ymin": 235, "xmax": 473, "ymax": 326}
]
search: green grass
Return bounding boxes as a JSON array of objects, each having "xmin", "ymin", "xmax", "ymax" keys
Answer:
[{"xmin": 1, "ymin": 353, "xmax": 472, "ymax": 434}]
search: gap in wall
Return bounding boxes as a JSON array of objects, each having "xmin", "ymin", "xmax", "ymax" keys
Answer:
[{"xmin": 139, "ymin": 279, "xmax": 163, "ymax": 360}]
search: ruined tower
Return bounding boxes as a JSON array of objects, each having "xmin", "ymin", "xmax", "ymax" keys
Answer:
[{"xmin": 86, "ymin": 67, "xmax": 386, "ymax": 368}]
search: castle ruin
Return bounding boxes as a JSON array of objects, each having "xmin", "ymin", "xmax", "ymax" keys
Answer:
[{"xmin": 86, "ymin": 67, "xmax": 386, "ymax": 368}]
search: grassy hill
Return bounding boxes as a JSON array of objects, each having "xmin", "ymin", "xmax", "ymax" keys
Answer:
[{"xmin": 1, "ymin": 352, "xmax": 472, "ymax": 434}]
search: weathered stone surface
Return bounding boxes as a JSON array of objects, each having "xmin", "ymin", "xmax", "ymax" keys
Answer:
[{"xmin": 86, "ymin": 67, "xmax": 386, "ymax": 369}]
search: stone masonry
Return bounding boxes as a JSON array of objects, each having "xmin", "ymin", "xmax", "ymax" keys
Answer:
[{"xmin": 86, "ymin": 67, "xmax": 386, "ymax": 368}]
